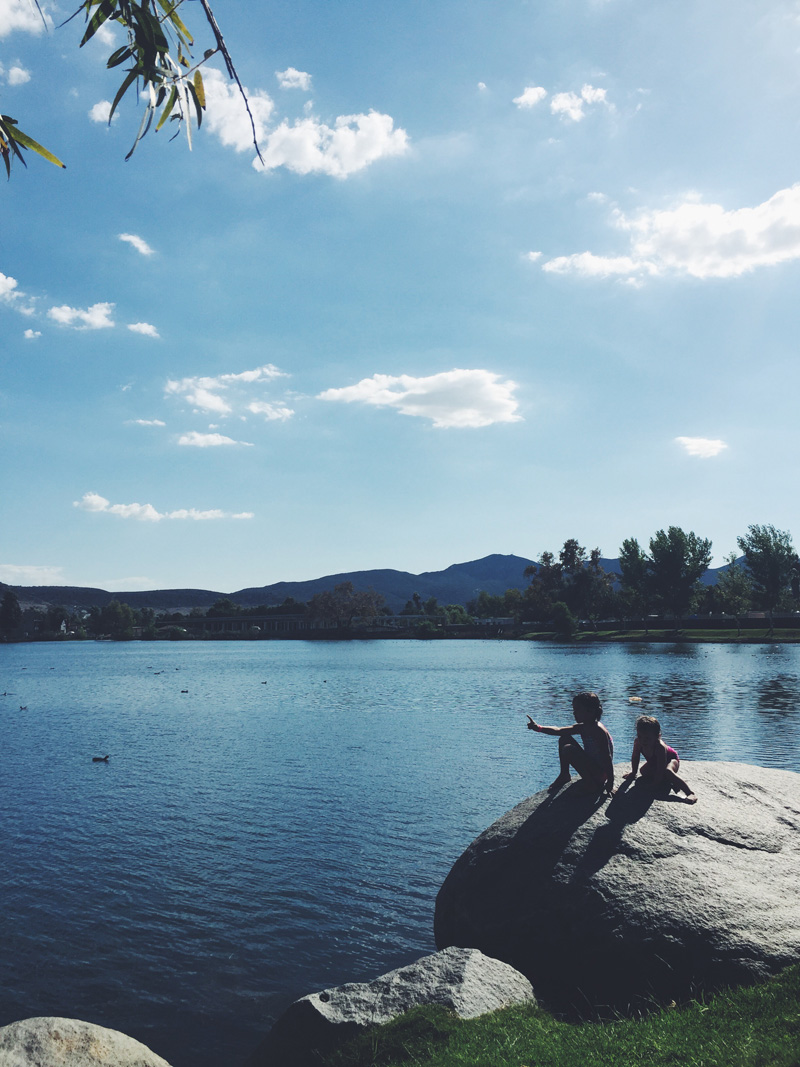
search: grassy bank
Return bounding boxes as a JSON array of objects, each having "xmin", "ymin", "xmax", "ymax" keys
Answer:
[
  {"xmin": 320, "ymin": 964, "xmax": 800, "ymax": 1067},
  {"xmin": 522, "ymin": 628, "xmax": 800, "ymax": 643}
]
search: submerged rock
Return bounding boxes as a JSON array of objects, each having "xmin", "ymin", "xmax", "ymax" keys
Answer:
[
  {"xmin": 434, "ymin": 761, "xmax": 800, "ymax": 1012},
  {"xmin": 0, "ymin": 1017, "xmax": 172, "ymax": 1066},
  {"xmin": 246, "ymin": 946, "xmax": 535, "ymax": 1066}
]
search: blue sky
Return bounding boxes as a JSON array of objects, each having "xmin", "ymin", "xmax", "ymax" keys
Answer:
[{"xmin": 2, "ymin": 0, "xmax": 799, "ymax": 593}]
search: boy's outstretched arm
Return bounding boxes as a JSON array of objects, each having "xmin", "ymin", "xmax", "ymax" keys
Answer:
[{"xmin": 526, "ymin": 715, "xmax": 574, "ymax": 736}]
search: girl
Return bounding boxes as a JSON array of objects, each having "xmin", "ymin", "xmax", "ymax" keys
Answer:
[
  {"xmin": 527, "ymin": 691, "xmax": 614, "ymax": 795},
  {"xmin": 623, "ymin": 714, "xmax": 697, "ymax": 803}
]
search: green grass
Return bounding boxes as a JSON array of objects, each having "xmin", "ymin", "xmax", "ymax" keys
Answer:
[{"xmin": 320, "ymin": 965, "xmax": 800, "ymax": 1067}]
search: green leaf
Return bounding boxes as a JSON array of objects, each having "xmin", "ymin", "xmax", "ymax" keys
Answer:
[
  {"xmin": 192, "ymin": 69, "xmax": 205, "ymax": 109},
  {"xmin": 155, "ymin": 86, "xmax": 177, "ymax": 130},
  {"xmin": 109, "ymin": 66, "xmax": 140, "ymax": 122},
  {"xmin": 80, "ymin": 0, "xmax": 116, "ymax": 47},
  {"xmin": 107, "ymin": 45, "xmax": 133, "ymax": 68},
  {"xmin": 154, "ymin": 0, "xmax": 193, "ymax": 45},
  {"xmin": 4, "ymin": 122, "xmax": 66, "ymax": 168}
]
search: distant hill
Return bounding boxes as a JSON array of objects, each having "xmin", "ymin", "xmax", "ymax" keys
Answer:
[
  {"xmin": 231, "ymin": 554, "xmax": 538, "ymax": 613},
  {"xmin": 6, "ymin": 553, "xmax": 736, "ymax": 615}
]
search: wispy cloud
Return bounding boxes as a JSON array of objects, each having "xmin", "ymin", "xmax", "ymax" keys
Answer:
[
  {"xmin": 247, "ymin": 400, "xmax": 294, "ymax": 421},
  {"xmin": 0, "ymin": 563, "xmax": 64, "ymax": 584},
  {"xmin": 675, "ymin": 436, "xmax": 728, "ymax": 458},
  {"xmin": 0, "ymin": 270, "xmax": 33, "ymax": 314},
  {"xmin": 6, "ymin": 64, "xmax": 30, "ymax": 85},
  {"xmin": 128, "ymin": 418, "xmax": 166, "ymax": 427},
  {"xmin": 513, "ymin": 86, "xmax": 547, "ymax": 109},
  {"xmin": 128, "ymin": 322, "xmax": 160, "ymax": 338},
  {"xmin": 318, "ymin": 369, "xmax": 522, "ymax": 429},
  {"xmin": 48, "ymin": 302, "xmax": 115, "ymax": 329},
  {"xmin": 89, "ymin": 100, "xmax": 117, "ymax": 124},
  {"xmin": 254, "ymin": 110, "xmax": 408, "ymax": 178},
  {"xmin": 23, "ymin": 328, "xmax": 40, "ymax": 339},
  {"xmin": 177, "ymin": 431, "xmax": 253, "ymax": 447},
  {"xmin": 119, "ymin": 233, "xmax": 155, "ymax": 256},
  {"xmin": 165, "ymin": 364, "xmax": 289, "ymax": 417},
  {"xmin": 550, "ymin": 85, "xmax": 608, "ymax": 122},
  {"xmin": 276, "ymin": 67, "xmax": 311, "ymax": 91},
  {"xmin": 540, "ymin": 183, "xmax": 800, "ymax": 281},
  {"xmin": 0, "ymin": 1, "xmax": 51, "ymax": 37},
  {"xmin": 202, "ymin": 66, "xmax": 408, "ymax": 178},
  {"xmin": 74, "ymin": 491, "xmax": 254, "ymax": 522}
]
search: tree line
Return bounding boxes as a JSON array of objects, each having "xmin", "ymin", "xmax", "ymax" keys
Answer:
[{"xmin": 1, "ymin": 524, "xmax": 798, "ymax": 640}]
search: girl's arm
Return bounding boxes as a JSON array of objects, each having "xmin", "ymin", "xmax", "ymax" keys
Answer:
[
  {"xmin": 527, "ymin": 716, "xmax": 577, "ymax": 737},
  {"xmin": 622, "ymin": 738, "xmax": 641, "ymax": 779}
]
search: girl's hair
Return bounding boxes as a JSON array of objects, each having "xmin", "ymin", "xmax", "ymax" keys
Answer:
[
  {"xmin": 573, "ymin": 691, "xmax": 603, "ymax": 719},
  {"xmin": 635, "ymin": 714, "xmax": 661, "ymax": 737}
]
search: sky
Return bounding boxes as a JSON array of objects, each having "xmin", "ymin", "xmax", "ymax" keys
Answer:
[{"xmin": 2, "ymin": 0, "xmax": 800, "ymax": 594}]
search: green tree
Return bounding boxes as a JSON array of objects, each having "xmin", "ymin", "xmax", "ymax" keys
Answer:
[
  {"xmin": 100, "ymin": 599, "xmax": 136, "ymax": 638},
  {"xmin": 714, "ymin": 552, "xmax": 753, "ymax": 637},
  {"xmin": 647, "ymin": 526, "xmax": 712, "ymax": 620},
  {"xmin": 308, "ymin": 582, "xmax": 386, "ymax": 628},
  {"xmin": 207, "ymin": 597, "xmax": 242, "ymax": 617},
  {"xmin": 550, "ymin": 601, "xmax": 577, "ymax": 639},
  {"xmin": 0, "ymin": 589, "xmax": 22, "ymax": 635},
  {"xmin": 618, "ymin": 537, "xmax": 652, "ymax": 622},
  {"xmin": 2, "ymin": 0, "xmax": 257, "ymax": 176},
  {"xmin": 737, "ymin": 524, "xmax": 797, "ymax": 628}
]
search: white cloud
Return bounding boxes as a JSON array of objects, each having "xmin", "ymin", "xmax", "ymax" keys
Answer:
[
  {"xmin": 128, "ymin": 322, "xmax": 160, "ymax": 338},
  {"xmin": 74, "ymin": 491, "xmax": 254, "ymax": 521},
  {"xmin": 276, "ymin": 66, "xmax": 311, "ymax": 91},
  {"xmin": 23, "ymin": 328, "xmax": 40, "ymax": 339},
  {"xmin": 247, "ymin": 400, "xmax": 294, "ymax": 421},
  {"xmin": 128, "ymin": 418, "xmax": 165, "ymax": 427},
  {"xmin": 47, "ymin": 302, "xmax": 115, "ymax": 329},
  {"xmin": 550, "ymin": 84, "xmax": 607, "ymax": 122},
  {"xmin": 318, "ymin": 368, "xmax": 522, "ymax": 429},
  {"xmin": 119, "ymin": 233, "xmax": 154, "ymax": 255},
  {"xmin": 254, "ymin": 110, "xmax": 408, "ymax": 178},
  {"xmin": 202, "ymin": 67, "xmax": 275, "ymax": 152},
  {"xmin": 165, "ymin": 364, "xmax": 289, "ymax": 417},
  {"xmin": 89, "ymin": 99, "xmax": 117, "ymax": 124},
  {"xmin": 675, "ymin": 436, "xmax": 728, "ymax": 458},
  {"xmin": 525, "ymin": 251, "xmax": 542, "ymax": 263},
  {"xmin": 0, "ymin": 563, "xmax": 64, "ymax": 584},
  {"xmin": 0, "ymin": 0, "xmax": 51, "ymax": 37},
  {"xmin": 7, "ymin": 64, "xmax": 29, "ymax": 85},
  {"xmin": 0, "ymin": 271, "xmax": 19, "ymax": 302},
  {"xmin": 541, "ymin": 183, "xmax": 800, "ymax": 281},
  {"xmin": 513, "ymin": 86, "xmax": 547, "ymax": 109},
  {"xmin": 177, "ymin": 431, "xmax": 253, "ymax": 447},
  {"xmin": 478, "ymin": 81, "xmax": 487, "ymax": 92}
]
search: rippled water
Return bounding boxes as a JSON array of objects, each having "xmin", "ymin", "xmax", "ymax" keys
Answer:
[{"xmin": 1, "ymin": 639, "xmax": 799, "ymax": 1065}]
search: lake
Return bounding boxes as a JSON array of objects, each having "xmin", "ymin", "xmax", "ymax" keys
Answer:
[{"xmin": 1, "ymin": 639, "xmax": 799, "ymax": 1066}]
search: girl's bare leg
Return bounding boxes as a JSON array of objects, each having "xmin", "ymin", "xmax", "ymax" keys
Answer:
[
  {"xmin": 551, "ymin": 736, "xmax": 605, "ymax": 792},
  {"xmin": 665, "ymin": 765, "xmax": 697, "ymax": 803},
  {"xmin": 548, "ymin": 735, "xmax": 574, "ymax": 789}
]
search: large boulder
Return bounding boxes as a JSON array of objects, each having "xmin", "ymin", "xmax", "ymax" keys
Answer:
[
  {"xmin": 246, "ymin": 946, "xmax": 535, "ymax": 1066},
  {"xmin": 435, "ymin": 761, "xmax": 800, "ymax": 1012},
  {"xmin": 0, "ymin": 1017, "xmax": 172, "ymax": 1067}
]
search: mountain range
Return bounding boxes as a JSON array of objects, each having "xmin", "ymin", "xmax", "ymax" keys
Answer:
[{"xmin": 7, "ymin": 552, "xmax": 728, "ymax": 615}]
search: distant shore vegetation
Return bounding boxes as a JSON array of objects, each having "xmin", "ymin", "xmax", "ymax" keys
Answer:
[{"xmin": 2, "ymin": 524, "xmax": 799, "ymax": 643}]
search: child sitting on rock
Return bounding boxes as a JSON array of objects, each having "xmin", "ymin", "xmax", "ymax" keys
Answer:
[
  {"xmin": 527, "ymin": 691, "xmax": 614, "ymax": 796},
  {"xmin": 623, "ymin": 714, "xmax": 697, "ymax": 803}
]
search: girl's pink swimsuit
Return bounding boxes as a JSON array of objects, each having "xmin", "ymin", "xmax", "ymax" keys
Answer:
[{"xmin": 640, "ymin": 744, "xmax": 679, "ymax": 776}]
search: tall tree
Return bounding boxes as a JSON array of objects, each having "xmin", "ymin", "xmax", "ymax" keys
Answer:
[
  {"xmin": 617, "ymin": 538, "xmax": 651, "ymax": 623},
  {"xmin": 737, "ymin": 525, "xmax": 797, "ymax": 627},
  {"xmin": 0, "ymin": 589, "xmax": 22, "ymax": 635},
  {"xmin": 714, "ymin": 552, "xmax": 753, "ymax": 637},
  {"xmin": 647, "ymin": 526, "xmax": 712, "ymax": 620}
]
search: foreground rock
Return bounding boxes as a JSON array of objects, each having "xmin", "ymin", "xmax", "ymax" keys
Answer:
[
  {"xmin": 435, "ymin": 761, "xmax": 800, "ymax": 1012},
  {"xmin": 246, "ymin": 946, "xmax": 535, "ymax": 1066},
  {"xmin": 0, "ymin": 1018, "xmax": 172, "ymax": 1066}
]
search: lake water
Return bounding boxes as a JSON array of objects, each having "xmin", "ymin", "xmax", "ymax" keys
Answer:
[{"xmin": 1, "ymin": 639, "xmax": 800, "ymax": 1066}]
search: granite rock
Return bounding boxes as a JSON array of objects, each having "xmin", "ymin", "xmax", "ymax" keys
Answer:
[
  {"xmin": 434, "ymin": 761, "xmax": 800, "ymax": 1011},
  {"xmin": 246, "ymin": 946, "xmax": 535, "ymax": 1066},
  {"xmin": 0, "ymin": 1017, "xmax": 172, "ymax": 1067}
]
